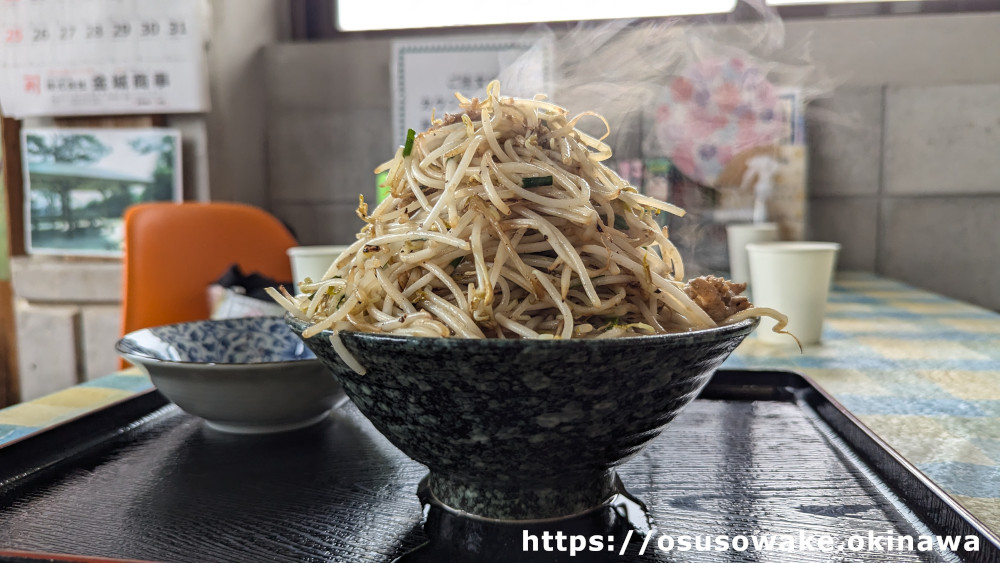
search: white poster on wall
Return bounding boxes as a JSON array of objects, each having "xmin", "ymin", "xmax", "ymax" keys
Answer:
[
  {"xmin": 0, "ymin": 0, "xmax": 209, "ymax": 118},
  {"xmin": 391, "ymin": 35, "xmax": 553, "ymax": 151}
]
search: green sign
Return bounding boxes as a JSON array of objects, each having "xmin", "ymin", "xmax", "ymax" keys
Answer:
[{"xmin": 376, "ymin": 170, "xmax": 390, "ymax": 204}]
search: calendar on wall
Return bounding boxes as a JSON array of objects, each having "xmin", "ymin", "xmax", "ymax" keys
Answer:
[{"xmin": 0, "ymin": 0, "xmax": 209, "ymax": 118}]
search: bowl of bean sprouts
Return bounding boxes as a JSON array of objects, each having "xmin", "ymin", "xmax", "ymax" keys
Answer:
[{"xmin": 273, "ymin": 82, "xmax": 787, "ymax": 521}]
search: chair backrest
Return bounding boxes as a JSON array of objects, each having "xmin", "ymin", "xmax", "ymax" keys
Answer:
[{"xmin": 121, "ymin": 202, "xmax": 297, "ymax": 336}]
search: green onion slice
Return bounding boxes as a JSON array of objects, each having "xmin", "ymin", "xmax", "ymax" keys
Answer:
[
  {"xmin": 402, "ymin": 128, "xmax": 416, "ymax": 157},
  {"xmin": 521, "ymin": 175, "xmax": 553, "ymax": 188}
]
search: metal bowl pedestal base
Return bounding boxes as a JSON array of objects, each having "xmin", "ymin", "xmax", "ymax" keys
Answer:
[{"xmin": 396, "ymin": 472, "xmax": 652, "ymax": 562}]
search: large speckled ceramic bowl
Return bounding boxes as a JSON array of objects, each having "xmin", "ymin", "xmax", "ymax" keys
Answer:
[
  {"xmin": 118, "ymin": 316, "xmax": 343, "ymax": 434},
  {"xmin": 288, "ymin": 316, "xmax": 757, "ymax": 520}
]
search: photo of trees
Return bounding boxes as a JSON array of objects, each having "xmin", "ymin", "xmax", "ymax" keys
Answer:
[{"xmin": 23, "ymin": 128, "xmax": 181, "ymax": 255}]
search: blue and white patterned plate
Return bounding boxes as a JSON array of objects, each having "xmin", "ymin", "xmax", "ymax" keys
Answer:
[{"xmin": 116, "ymin": 316, "xmax": 315, "ymax": 365}]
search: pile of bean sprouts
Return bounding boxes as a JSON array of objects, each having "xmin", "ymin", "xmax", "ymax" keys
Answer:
[{"xmin": 269, "ymin": 82, "xmax": 787, "ymax": 374}]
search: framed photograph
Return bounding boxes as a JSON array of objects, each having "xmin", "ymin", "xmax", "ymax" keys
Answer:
[{"xmin": 22, "ymin": 128, "xmax": 182, "ymax": 257}]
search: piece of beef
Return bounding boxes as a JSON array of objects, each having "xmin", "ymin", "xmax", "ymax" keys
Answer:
[{"xmin": 683, "ymin": 275, "xmax": 751, "ymax": 323}]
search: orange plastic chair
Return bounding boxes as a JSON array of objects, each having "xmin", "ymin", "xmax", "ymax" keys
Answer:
[{"xmin": 121, "ymin": 202, "xmax": 298, "ymax": 338}]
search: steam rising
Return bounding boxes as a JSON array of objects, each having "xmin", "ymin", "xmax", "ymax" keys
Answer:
[
  {"xmin": 496, "ymin": 1, "xmax": 833, "ymax": 274},
  {"xmin": 499, "ymin": 2, "xmax": 827, "ymax": 157}
]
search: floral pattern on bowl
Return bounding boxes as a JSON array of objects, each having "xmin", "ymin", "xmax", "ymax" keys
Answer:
[{"xmin": 117, "ymin": 316, "xmax": 315, "ymax": 364}]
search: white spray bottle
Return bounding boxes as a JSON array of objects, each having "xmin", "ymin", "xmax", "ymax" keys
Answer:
[{"xmin": 740, "ymin": 154, "xmax": 780, "ymax": 223}]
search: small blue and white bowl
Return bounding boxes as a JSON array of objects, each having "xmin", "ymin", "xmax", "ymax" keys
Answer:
[{"xmin": 117, "ymin": 316, "xmax": 343, "ymax": 434}]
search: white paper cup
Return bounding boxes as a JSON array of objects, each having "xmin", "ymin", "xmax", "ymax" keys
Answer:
[
  {"xmin": 287, "ymin": 245, "xmax": 351, "ymax": 286},
  {"xmin": 726, "ymin": 223, "xmax": 779, "ymax": 285},
  {"xmin": 746, "ymin": 242, "xmax": 840, "ymax": 346}
]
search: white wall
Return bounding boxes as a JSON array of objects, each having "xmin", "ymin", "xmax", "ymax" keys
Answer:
[
  {"xmin": 202, "ymin": 0, "xmax": 290, "ymax": 206},
  {"xmin": 784, "ymin": 13, "xmax": 1000, "ymax": 86}
]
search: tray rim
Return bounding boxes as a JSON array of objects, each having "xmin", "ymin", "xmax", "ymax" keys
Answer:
[
  {"xmin": 705, "ymin": 368, "xmax": 1000, "ymax": 561},
  {"xmin": 0, "ymin": 388, "xmax": 168, "ymax": 490}
]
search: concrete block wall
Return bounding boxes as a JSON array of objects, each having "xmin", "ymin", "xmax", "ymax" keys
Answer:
[
  {"xmin": 807, "ymin": 84, "xmax": 1000, "ymax": 311},
  {"xmin": 805, "ymin": 86, "xmax": 883, "ymax": 272},
  {"xmin": 10, "ymin": 258, "xmax": 122, "ymax": 401},
  {"xmin": 880, "ymin": 85, "xmax": 1000, "ymax": 312},
  {"xmin": 15, "ymin": 303, "xmax": 80, "ymax": 400},
  {"xmin": 264, "ymin": 42, "xmax": 389, "ymax": 245}
]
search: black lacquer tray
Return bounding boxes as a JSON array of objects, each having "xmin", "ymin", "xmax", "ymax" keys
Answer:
[{"xmin": 0, "ymin": 370, "xmax": 997, "ymax": 562}]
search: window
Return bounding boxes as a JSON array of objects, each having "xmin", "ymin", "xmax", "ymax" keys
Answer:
[
  {"xmin": 289, "ymin": 0, "xmax": 1000, "ymax": 39},
  {"xmin": 335, "ymin": 0, "xmax": 737, "ymax": 32}
]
